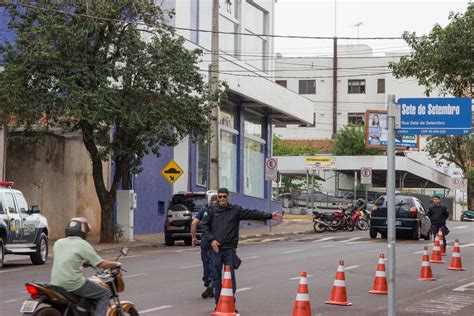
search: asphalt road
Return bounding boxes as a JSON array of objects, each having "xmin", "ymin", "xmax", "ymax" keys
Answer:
[{"xmin": 1, "ymin": 221, "xmax": 473, "ymax": 316}]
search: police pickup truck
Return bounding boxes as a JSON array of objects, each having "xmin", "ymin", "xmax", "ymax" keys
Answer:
[{"xmin": 0, "ymin": 182, "xmax": 49, "ymax": 268}]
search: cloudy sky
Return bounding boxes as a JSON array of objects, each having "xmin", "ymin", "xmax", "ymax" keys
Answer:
[{"xmin": 274, "ymin": 0, "xmax": 470, "ymax": 56}]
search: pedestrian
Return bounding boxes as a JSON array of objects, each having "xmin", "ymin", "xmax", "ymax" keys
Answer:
[
  {"xmin": 201, "ymin": 187, "xmax": 283, "ymax": 311},
  {"xmin": 191, "ymin": 194, "xmax": 218, "ymax": 299},
  {"xmin": 427, "ymin": 195, "xmax": 449, "ymax": 248}
]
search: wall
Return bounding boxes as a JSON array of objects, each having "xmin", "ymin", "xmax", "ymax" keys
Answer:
[{"xmin": 6, "ymin": 132, "xmax": 105, "ymax": 239}]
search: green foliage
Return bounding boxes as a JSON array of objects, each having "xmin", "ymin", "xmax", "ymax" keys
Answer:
[
  {"xmin": 0, "ymin": 1, "xmax": 222, "ymax": 242},
  {"xmin": 332, "ymin": 125, "xmax": 383, "ymax": 156}
]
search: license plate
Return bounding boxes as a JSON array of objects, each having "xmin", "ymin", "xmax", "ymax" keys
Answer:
[
  {"xmin": 20, "ymin": 300, "xmax": 39, "ymax": 313},
  {"xmin": 385, "ymin": 220, "xmax": 401, "ymax": 226}
]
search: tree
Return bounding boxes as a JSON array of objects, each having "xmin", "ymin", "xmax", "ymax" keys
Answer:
[
  {"xmin": 389, "ymin": 4, "xmax": 473, "ymax": 209},
  {"xmin": 0, "ymin": 1, "xmax": 221, "ymax": 242},
  {"xmin": 332, "ymin": 125, "xmax": 384, "ymax": 156}
]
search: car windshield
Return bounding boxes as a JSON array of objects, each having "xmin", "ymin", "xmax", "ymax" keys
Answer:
[
  {"xmin": 375, "ymin": 196, "xmax": 414, "ymax": 208},
  {"xmin": 170, "ymin": 195, "xmax": 208, "ymax": 210}
]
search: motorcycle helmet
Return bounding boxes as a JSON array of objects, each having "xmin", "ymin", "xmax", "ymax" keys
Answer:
[
  {"xmin": 65, "ymin": 217, "xmax": 91, "ymax": 240},
  {"xmin": 356, "ymin": 198, "xmax": 366, "ymax": 209}
]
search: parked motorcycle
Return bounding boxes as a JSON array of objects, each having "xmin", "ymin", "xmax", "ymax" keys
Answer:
[
  {"xmin": 349, "ymin": 199, "xmax": 370, "ymax": 231},
  {"xmin": 313, "ymin": 208, "xmax": 354, "ymax": 233},
  {"xmin": 460, "ymin": 209, "xmax": 474, "ymax": 221},
  {"xmin": 20, "ymin": 247, "xmax": 138, "ymax": 316}
]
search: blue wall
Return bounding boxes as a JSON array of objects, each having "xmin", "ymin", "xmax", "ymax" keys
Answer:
[{"xmin": 0, "ymin": 8, "xmax": 16, "ymax": 65}]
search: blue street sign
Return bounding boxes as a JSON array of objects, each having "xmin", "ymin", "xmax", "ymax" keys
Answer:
[{"xmin": 397, "ymin": 98, "xmax": 472, "ymax": 135}]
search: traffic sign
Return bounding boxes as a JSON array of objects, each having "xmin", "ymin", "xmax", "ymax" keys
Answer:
[
  {"xmin": 161, "ymin": 160, "xmax": 184, "ymax": 184},
  {"xmin": 397, "ymin": 98, "xmax": 472, "ymax": 135},
  {"xmin": 361, "ymin": 167, "xmax": 372, "ymax": 184},
  {"xmin": 451, "ymin": 178, "xmax": 468, "ymax": 191},
  {"xmin": 265, "ymin": 157, "xmax": 278, "ymax": 181}
]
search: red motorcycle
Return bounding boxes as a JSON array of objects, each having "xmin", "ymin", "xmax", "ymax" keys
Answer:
[
  {"xmin": 349, "ymin": 199, "xmax": 370, "ymax": 231},
  {"xmin": 313, "ymin": 208, "xmax": 354, "ymax": 233}
]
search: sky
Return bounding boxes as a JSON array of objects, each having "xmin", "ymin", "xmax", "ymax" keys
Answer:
[{"xmin": 274, "ymin": 0, "xmax": 470, "ymax": 57}]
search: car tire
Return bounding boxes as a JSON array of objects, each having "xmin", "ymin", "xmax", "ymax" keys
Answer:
[
  {"xmin": 411, "ymin": 225, "xmax": 421, "ymax": 241},
  {"xmin": 165, "ymin": 235, "xmax": 175, "ymax": 246},
  {"xmin": 0, "ymin": 237, "xmax": 4, "ymax": 269},
  {"xmin": 30, "ymin": 233, "xmax": 48, "ymax": 265},
  {"xmin": 369, "ymin": 228, "xmax": 378, "ymax": 239}
]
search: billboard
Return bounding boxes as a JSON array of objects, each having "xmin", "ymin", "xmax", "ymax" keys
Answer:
[{"xmin": 365, "ymin": 110, "xmax": 419, "ymax": 149}]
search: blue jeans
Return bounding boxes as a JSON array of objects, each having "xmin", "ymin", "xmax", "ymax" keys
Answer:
[
  {"xmin": 200, "ymin": 237, "xmax": 213, "ymax": 287},
  {"xmin": 211, "ymin": 248, "xmax": 236, "ymax": 305},
  {"xmin": 71, "ymin": 279, "xmax": 111, "ymax": 316},
  {"xmin": 432, "ymin": 224, "xmax": 448, "ymax": 248}
]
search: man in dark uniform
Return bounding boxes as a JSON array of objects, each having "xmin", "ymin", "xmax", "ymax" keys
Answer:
[
  {"xmin": 427, "ymin": 195, "xmax": 449, "ymax": 248},
  {"xmin": 201, "ymin": 187, "xmax": 282, "ymax": 310}
]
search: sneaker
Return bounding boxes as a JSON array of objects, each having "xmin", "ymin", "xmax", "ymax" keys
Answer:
[{"xmin": 201, "ymin": 286, "xmax": 213, "ymax": 299}]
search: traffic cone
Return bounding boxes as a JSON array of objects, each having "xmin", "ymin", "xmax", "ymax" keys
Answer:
[
  {"xmin": 430, "ymin": 236, "xmax": 444, "ymax": 263},
  {"xmin": 447, "ymin": 239, "xmax": 465, "ymax": 271},
  {"xmin": 370, "ymin": 253, "xmax": 388, "ymax": 294},
  {"xmin": 419, "ymin": 246, "xmax": 435, "ymax": 281},
  {"xmin": 292, "ymin": 272, "xmax": 312, "ymax": 316},
  {"xmin": 326, "ymin": 260, "xmax": 352, "ymax": 306},
  {"xmin": 212, "ymin": 265, "xmax": 238, "ymax": 316},
  {"xmin": 437, "ymin": 229, "xmax": 447, "ymax": 256}
]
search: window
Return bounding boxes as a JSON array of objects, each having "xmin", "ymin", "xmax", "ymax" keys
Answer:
[
  {"xmin": 244, "ymin": 139, "xmax": 264, "ymax": 198},
  {"xmin": 220, "ymin": 15, "xmax": 238, "ymax": 56},
  {"xmin": 348, "ymin": 79, "xmax": 366, "ymax": 94},
  {"xmin": 14, "ymin": 193, "xmax": 28, "ymax": 213},
  {"xmin": 348, "ymin": 113, "xmax": 365, "ymax": 125},
  {"xmin": 377, "ymin": 79, "xmax": 385, "ymax": 94},
  {"xmin": 220, "ymin": 104, "xmax": 236, "ymax": 128},
  {"xmin": 299, "ymin": 80, "xmax": 316, "ymax": 94},
  {"xmin": 220, "ymin": 130, "xmax": 238, "ymax": 192},
  {"xmin": 242, "ymin": 1, "xmax": 268, "ymax": 71},
  {"xmin": 276, "ymin": 80, "xmax": 287, "ymax": 88},
  {"xmin": 244, "ymin": 111, "xmax": 263, "ymax": 138},
  {"xmin": 157, "ymin": 201, "xmax": 165, "ymax": 215},
  {"xmin": 5, "ymin": 192, "xmax": 16, "ymax": 213},
  {"xmin": 196, "ymin": 138, "xmax": 209, "ymax": 187}
]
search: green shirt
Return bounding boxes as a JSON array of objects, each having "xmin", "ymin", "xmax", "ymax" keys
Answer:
[{"xmin": 50, "ymin": 236, "xmax": 103, "ymax": 291}]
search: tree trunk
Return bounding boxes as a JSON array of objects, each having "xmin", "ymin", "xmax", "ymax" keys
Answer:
[
  {"xmin": 468, "ymin": 178, "xmax": 474, "ymax": 210},
  {"xmin": 99, "ymin": 195, "xmax": 115, "ymax": 243}
]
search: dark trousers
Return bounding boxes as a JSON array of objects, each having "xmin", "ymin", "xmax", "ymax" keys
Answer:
[
  {"xmin": 200, "ymin": 237, "xmax": 213, "ymax": 287},
  {"xmin": 432, "ymin": 224, "xmax": 448, "ymax": 250},
  {"xmin": 71, "ymin": 279, "xmax": 111, "ymax": 316},
  {"xmin": 211, "ymin": 248, "xmax": 236, "ymax": 305}
]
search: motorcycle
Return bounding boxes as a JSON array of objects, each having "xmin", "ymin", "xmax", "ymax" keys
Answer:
[
  {"xmin": 313, "ymin": 208, "xmax": 354, "ymax": 233},
  {"xmin": 20, "ymin": 247, "xmax": 138, "ymax": 316},
  {"xmin": 460, "ymin": 209, "xmax": 474, "ymax": 222}
]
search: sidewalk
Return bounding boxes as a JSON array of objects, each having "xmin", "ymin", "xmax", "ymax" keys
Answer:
[{"xmin": 88, "ymin": 215, "xmax": 314, "ymax": 252}]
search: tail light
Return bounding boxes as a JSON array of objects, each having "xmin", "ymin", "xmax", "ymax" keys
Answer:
[
  {"xmin": 371, "ymin": 205, "xmax": 377, "ymax": 215},
  {"xmin": 409, "ymin": 207, "xmax": 417, "ymax": 217},
  {"xmin": 25, "ymin": 284, "xmax": 40, "ymax": 299}
]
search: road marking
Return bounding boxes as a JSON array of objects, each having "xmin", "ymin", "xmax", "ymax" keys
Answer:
[
  {"xmin": 344, "ymin": 265, "xmax": 359, "ymax": 270},
  {"xmin": 175, "ymin": 248, "xmax": 199, "ymax": 253},
  {"xmin": 123, "ymin": 273, "xmax": 148, "ymax": 279},
  {"xmin": 460, "ymin": 243, "xmax": 474, "ymax": 248},
  {"xmin": 313, "ymin": 237, "xmax": 336, "ymax": 243},
  {"xmin": 241, "ymin": 256, "xmax": 260, "ymax": 260},
  {"xmin": 139, "ymin": 305, "xmax": 173, "ymax": 314},
  {"xmin": 347, "ymin": 241, "xmax": 364, "ymax": 244},
  {"xmin": 453, "ymin": 282, "xmax": 474, "ymax": 292},
  {"xmin": 413, "ymin": 250, "xmax": 425, "ymax": 254},
  {"xmin": 236, "ymin": 287, "xmax": 253, "ymax": 293},
  {"xmin": 338, "ymin": 237, "xmax": 363, "ymax": 243},
  {"xmin": 262, "ymin": 237, "xmax": 287, "ymax": 243},
  {"xmin": 281, "ymin": 248, "xmax": 306, "ymax": 254},
  {"xmin": 404, "ymin": 293, "xmax": 473, "ymax": 315},
  {"xmin": 179, "ymin": 264, "xmax": 202, "ymax": 269},
  {"xmin": 3, "ymin": 298, "xmax": 20, "ymax": 303},
  {"xmin": 0, "ymin": 268, "xmax": 24, "ymax": 274},
  {"xmin": 452, "ymin": 226, "xmax": 469, "ymax": 229},
  {"xmin": 322, "ymin": 245, "xmax": 334, "ymax": 248},
  {"xmin": 289, "ymin": 274, "xmax": 314, "ymax": 280},
  {"xmin": 294, "ymin": 236, "xmax": 315, "ymax": 241}
]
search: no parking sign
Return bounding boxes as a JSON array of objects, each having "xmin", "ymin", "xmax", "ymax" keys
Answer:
[{"xmin": 361, "ymin": 167, "xmax": 372, "ymax": 184}]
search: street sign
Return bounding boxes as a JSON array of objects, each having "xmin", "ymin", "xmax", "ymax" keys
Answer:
[
  {"xmin": 451, "ymin": 178, "xmax": 468, "ymax": 192},
  {"xmin": 304, "ymin": 156, "xmax": 336, "ymax": 170},
  {"xmin": 265, "ymin": 157, "xmax": 278, "ymax": 181},
  {"xmin": 397, "ymin": 98, "xmax": 472, "ymax": 135},
  {"xmin": 361, "ymin": 167, "xmax": 372, "ymax": 184},
  {"xmin": 161, "ymin": 160, "xmax": 184, "ymax": 184}
]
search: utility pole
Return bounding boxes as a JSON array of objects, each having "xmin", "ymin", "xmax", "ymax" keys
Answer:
[
  {"xmin": 208, "ymin": 0, "xmax": 220, "ymax": 190},
  {"xmin": 332, "ymin": 37, "xmax": 338, "ymax": 138}
]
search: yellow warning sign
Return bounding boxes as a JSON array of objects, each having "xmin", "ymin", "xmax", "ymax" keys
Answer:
[{"xmin": 161, "ymin": 160, "xmax": 184, "ymax": 184}]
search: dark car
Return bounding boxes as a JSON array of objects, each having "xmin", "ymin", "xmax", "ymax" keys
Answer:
[
  {"xmin": 460, "ymin": 209, "xmax": 474, "ymax": 222},
  {"xmin": 370, "ymin": 195, "xmax": 432, "ymax": 240},
  {"xmin": 164, "ymin": 191, "xmax": 216, "ymax": 246}
]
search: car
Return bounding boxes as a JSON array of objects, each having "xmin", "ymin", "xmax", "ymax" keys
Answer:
[
  {"xmin": 0, "ymin": 181, "xmax": 49, "ymax": 268},
  {"xmin": 460, "ymin": 209, "xmax": 474, "ymax": 221},
  {"xmin": 164, "ymin": 191, "xmax": 216, "ymax": 246},
  {"xmin": 369, "ymin": 195, "xmax": 432, "ymax": 240}
]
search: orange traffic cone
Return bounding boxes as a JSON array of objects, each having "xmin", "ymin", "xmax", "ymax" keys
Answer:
[
  {"xmin": 437, "ymin": 229, "xmax": 447, "ymax": 256},
  {"xmin": 292, "ymin": 272, "xmax": 312, "ymax": 316},
  {"xmin": 326, "ymin": 260, "xmax": 352, "ymax": 306},
  {"xmin": 370, "ymin": 253, "xmax": 388, "ymax": 294},
  {"xmin": 419, "ymin": 246, "xmax": 435, "ymax": 281},
  {"xmin": 447, "ymin": 239, "xmax": 465, "ymax": 271},
  {"xmin": 212, "ymin": 265, "xmax": 238, "ymax": 316},
  {"xmin": 430, "ymin": 236, "xmax": 444, "ymax": 263}
]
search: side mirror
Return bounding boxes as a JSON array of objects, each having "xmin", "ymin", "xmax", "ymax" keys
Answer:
[
  {"xmin": 30, "ymin": 205, "xmax": 41, "ymax": 214},
  {"xmin": 120, "ymin": 247, "xmax": 129, "ymax": 257}
]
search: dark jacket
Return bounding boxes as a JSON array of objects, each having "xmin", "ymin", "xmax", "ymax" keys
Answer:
[
  {"xmin": 427, "ymin": 205, "xmax": 449, "ymax": 225},
  {"xmin": 201, "ymin": 203, "xmax": 272, "ymax": 249}
]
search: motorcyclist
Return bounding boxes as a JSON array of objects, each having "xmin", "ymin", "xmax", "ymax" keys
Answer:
[{"xmin": 50, "ymin": 217, "xmax": 121, "ymax": 316}]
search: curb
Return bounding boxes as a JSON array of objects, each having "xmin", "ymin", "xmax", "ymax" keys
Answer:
[{"xmin": 240, "ymin": 230, "xmax": 314, "ymax": 240}]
